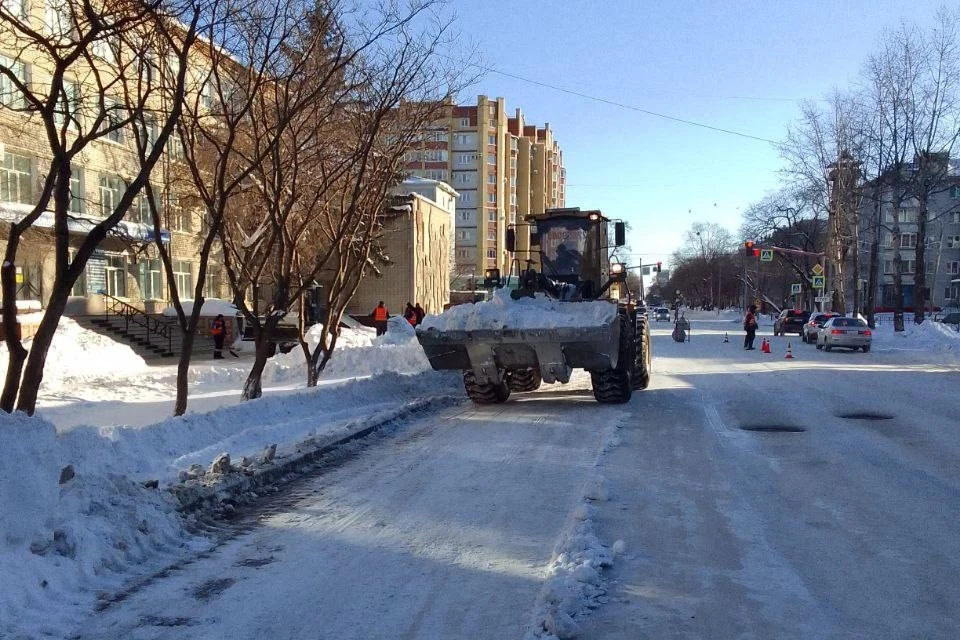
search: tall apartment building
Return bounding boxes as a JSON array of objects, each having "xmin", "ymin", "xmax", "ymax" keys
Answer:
[{"xmin": 405, "ymin": 96, "xmax": 565, "ymax": 288}]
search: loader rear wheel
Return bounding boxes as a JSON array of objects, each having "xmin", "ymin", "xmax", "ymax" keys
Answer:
[
  {"xmin": 506, "ymin": 368, "xmax": 542, "ymax": 392},
  {"xmin": 463, "ymin": 369, "xmax": 511, "ymax": 404},
  {"xmin": 592, "ymin": 315, "xmax": 633, "ymax": 404}
]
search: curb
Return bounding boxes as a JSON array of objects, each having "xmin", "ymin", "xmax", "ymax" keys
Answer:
[{"xmin": 168, "ymin": 395, "xmax": 461, "ymax": 514}]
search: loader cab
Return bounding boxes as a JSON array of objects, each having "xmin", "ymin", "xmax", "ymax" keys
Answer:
[{"xmin": 506, "ymin": 207, "xmax": 625, "ymax": 300}]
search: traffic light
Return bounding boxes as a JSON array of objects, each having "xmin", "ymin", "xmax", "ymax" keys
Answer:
[
  {"xmin": 743, "ymin": 240, "xmax": 754, "ymax": 256},
  {"xmin": 655, "ymin": 261, "xmax": 662, "ymax": 273}
]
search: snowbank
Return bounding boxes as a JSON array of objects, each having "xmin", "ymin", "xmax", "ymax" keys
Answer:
[{"xmin": 420, "ymin": 289, "xmax": 618, "ymax": 332}]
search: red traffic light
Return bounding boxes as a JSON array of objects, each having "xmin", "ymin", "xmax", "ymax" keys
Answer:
[
  {"xmin": 744, "ymin": 240, "xmax": 756, "ymax": 256},
  {"xmin": 656, "ymin": 261, "xmax": 662, "ymax": 272},
  {"xmin": 753, "ymin": 248, "xmax": 760, "ymax": 257}
]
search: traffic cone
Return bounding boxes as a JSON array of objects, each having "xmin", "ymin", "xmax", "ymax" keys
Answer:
[
  {"xmin": 723, "ymin": 332, "xmax": 729, "ymax": 343},
  {"xmin": 785, "ymin": 342, "xmax": 794, "ymax": 359},
  {"xmin": 761, "ymin": 338, "xmax": 771, "ymax": 354}
]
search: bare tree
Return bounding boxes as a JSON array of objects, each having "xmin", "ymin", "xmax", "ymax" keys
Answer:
[{"xmin": 0, "ymin": 0, "xmax": 203, "ymax": 414}]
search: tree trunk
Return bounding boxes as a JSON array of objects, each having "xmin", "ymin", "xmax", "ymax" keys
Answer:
[
  {"xmin": 173, "ymin": 328, "xmax": 198, "ymax": 416},
  {"xmin": 913, "ymin": 189, "xmax": 928, "ymax": 325},
  {"xmin": 893, "ymin": 219, "xmax": 905, "ymax": 333},
  {"xmin": 864, "ymin": 184, "xmax": 882, "ymax": 328},
  {"xmin": 241, "ymin": 337, "xmax": 273, "ymax": 400},
  {"xmin": 16, "ymin": 289, "xmax": 71, "ymax": 415},
  {"xmin": 1, "ymin": 249, "xmax": 27, "ymax": 413}
]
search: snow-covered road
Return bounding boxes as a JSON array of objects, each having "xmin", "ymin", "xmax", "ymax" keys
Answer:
[{"xmin": 70, "ymin": 317, "xmax": 960, "ymax": 639}]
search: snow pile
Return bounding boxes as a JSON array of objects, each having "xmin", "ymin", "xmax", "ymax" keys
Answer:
[
  {"xmin": 0, "ymin": 413, "xmax": 209, "ymax": 639},
  {"xmin": 525, "ymin": 418, "xmax": 625, "ymax": 640},
  {"xmin": 871, "ymin": 315, "xmax": 960, "ymax": 363},
  {"xmin": 0, "ymin": 316, "xmax": 149, "ymax": 386},
  {"xmin": 421, "ymin": 288, "xmax": 618, "ymax": 332}
]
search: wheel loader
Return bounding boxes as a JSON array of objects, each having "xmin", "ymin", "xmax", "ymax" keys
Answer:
[{"xmin": 416, "ymin": 207, "xmax": 651, "ymax": 404}]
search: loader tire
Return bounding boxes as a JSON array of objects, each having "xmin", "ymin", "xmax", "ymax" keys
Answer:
[
  {"xmin": 463, "ymin": 369, "xmax": 511, "ymax": 404},
  {"xmin": 592, "ymin": 315, "xmax": 633, "ymax": 404},
  {"xmin": 506, "ymin": 368, "xmax": 542, "ymax": 392},
  {"xmin": 632, "ymin": 315, "xmax": 651, "ymax": 390}
]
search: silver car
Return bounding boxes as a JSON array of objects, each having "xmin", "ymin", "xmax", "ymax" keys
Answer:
[
  {"xmin": 816, "ymin": 316, "xmax": 872, "ymax": 352},
  {"xmin": 654, "ymin": 307, "xmax": 671, "ymax": 322}
]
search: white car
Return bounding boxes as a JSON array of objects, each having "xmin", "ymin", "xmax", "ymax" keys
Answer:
[
  {"xmin": 654, "ymin": 307, "xmax": 671, "ymax": 322},
  {"xmin": 816, "ymin": 316, "xmax": 872, "ymax": 352}
]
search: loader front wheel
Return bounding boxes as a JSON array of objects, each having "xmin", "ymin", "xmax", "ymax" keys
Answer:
[
  {"xmin": 463, "ymin": 369, "xmax": 511, "ymax": 404},
  {"xmin": 632, "ymin": 316, "xmax": 651, "ymax": 390},
  {"xmin": 506, "ymin": 368, "xmax": 542, "ymax": 392},
  {"xmin": 592, "ymin": 315, "xmax": 633, "ymax": 404}
]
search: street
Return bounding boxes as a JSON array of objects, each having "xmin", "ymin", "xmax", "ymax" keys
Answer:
[{"xmin": 73, "ymin": 316, "xmax": 960, "ymax": 640}]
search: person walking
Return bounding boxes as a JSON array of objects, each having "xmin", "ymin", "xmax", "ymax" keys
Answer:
[
  {"xmin": 211, "ymin": 313, "xmax": 226, "ymax": 359},
  {"xmin": 403, "ymin": 302, "xmax": 417, "ymax": 327},
  {"xmin": 414, "ymin": 302, "xmax": 425, "ymax": 326},
  {"xmin": 371, "ymin": 301, "xmax": 389, "ymax": 336},
  {"xmin": 743, "ymin": 304, "xmax": 758, "ymax": 350}
]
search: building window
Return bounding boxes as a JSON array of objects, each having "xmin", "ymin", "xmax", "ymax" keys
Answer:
[
  {"xmin": 173, "ymin": 260, "xmax": 192, "ymax": 296},
  {"xmin": 487, "ymin": 173, "xmax": 495, "ymax": 184},
  {"xmin": 455, "ymin": 152, "xmax": 475, "ymax": 166},
  {"xmin": 487, "ymin": 153, "xmax": 496, "ymax": 165},
  {"xmin": 104, "ymin": 253, "xmax": 127, "ymax": 297},
  {"xmin": 453, "ymin": 133, "xmax": 474, "ymax": 146},
  {"xmin": 460, "ymin": 117, "xmax": 469, "ymax": 127},
  {"xmin": 951, "ymin": 185, "xmax": 960, "ymax": 199},
  {"xmin": 167, "ymin": 133, "xmax": 185, "ymax": 160},
  {"xmin": 204, "ymin": 268, "xmax": 222, "ymax": 299},
  {"xmin": 92, "ymin": 36, "xmax": 117, "ymax": 64},
  {"xmin": 54, "ymin": 80, "xmax": 81, "ymax": 129},
  {"xmin": 487, "ymin": 249, "xmax": 495, "ymax": 259},
  {"xmin": 1, "ymin": 0, "xmax": 28, "ymax": 18},
  {"xmin": 99, "ymin": 175, "xmax": 124, "ymax": 217},
  {"xmin": 487, "ymin": 211, "xmax": 496, "ymax": 222},
  {"xmin": 0, "ymin": 150, "xmax": 32, "ymax": 204},
  {"xmin": 488, "ymin": 135, "xmax": 496, "ymax": 145},
  {"xmin": 105, "ymin": 98, "xmax": 126, "ymax": 144},
  {"xmin": 947, "ymin": 235, "xmax": 960, "ymax": 248},
  {"xmin": 947, "ymin": 261, "xmax": 960, "ymax": 275},
  {"xmin": 899, "ymin": 233, "xmax": 917, "ymax": 249},
  {"xmin": 0, "ymin": 55, "xmax": 27, "ymax": 109},
  {"xmin": 45, "ymin": 0, "xmax": 73, "ymax": 37},
  {"xmin": 138, "ymin": 258, "xmax": 163, "ymax": 300},
  {"xmin": 953, "ymin": 212, "xmax": 960, "ymax": 224},
  {"xmin": 131, "ymin": 192, "xmax": 155, "ymax": 225},
  {"xmin": 487, "ymin": 192, "xmax": 496, "ymax": 203},
  {"xmin": 69, "ymin": 166, "xmax": 84, "ymax": 214}
]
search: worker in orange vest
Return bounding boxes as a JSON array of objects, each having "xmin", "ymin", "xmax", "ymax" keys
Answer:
[
  {"xmin": 211, "ymin": 314, "xmax": 226, "ymax": 359},
  {"xmin": 371, "ymin": 301, "xmax": 389, "ymax": 336}
]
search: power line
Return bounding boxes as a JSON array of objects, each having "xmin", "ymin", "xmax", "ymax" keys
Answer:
[{"xmin": 462, "ymin": 62, "xmax": 780, "ymax": 145}]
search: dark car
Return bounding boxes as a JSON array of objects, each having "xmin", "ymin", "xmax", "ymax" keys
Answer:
[
  {"xmin": 773, "ymin": 309, "xmax": 811, "ymax": 336},
  {"xmin": 801, "ymin": 312, "xmax": 840, "ymax": 343}
]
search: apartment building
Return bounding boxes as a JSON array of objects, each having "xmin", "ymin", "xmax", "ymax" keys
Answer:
[
  {"xmin": 0, "ymin": 6, "xmax": 222, "ymax": 316},
  {"xmin": 856, "ymin": 161, "xmax": 960, "ymax": 310},
  {"xmin": 404, "ymin": 96, "xmax": 565, "ymax": 288}
]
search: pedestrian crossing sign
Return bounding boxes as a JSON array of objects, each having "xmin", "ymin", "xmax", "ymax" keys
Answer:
[
  {"xmin": 760, "ymin": 249, "xmax": 774, "ymax": 262},
  {"xmin": 812, "ymin": 275, "xmax": 825, "ymax": 289}
]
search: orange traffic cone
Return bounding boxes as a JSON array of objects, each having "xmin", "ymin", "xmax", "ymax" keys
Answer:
[
  {"xmin": 785, "ymin": 342, "xmax": 794, "ymax": 359},
  {"xmin": 761, "ymin": 338, "xmax": 771, "ymax": 353}
]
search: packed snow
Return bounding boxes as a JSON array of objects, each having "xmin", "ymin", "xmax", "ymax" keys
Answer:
[
  {"xmin": 0, "ymin": 306, "xmax": 958, "ymax": 638},
  {"xmin": 419, "ymin": 288, "xmax": 618, "ymax": 332}
]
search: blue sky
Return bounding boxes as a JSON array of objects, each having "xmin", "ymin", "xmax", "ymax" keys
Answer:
[{"xmin": 448, "ymin": 0, "xmax": 947, "ymax": 267}]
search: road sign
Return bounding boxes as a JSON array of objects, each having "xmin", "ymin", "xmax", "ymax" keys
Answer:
[
  {"xmin": 760, "ymin": 249, "xmax": 774, "ymax": 262},
  {"xmin": 812, "ymin": 263, "xmax": 824, "ymax": 276},
  {"xmin": 812, "ymin": 275, "xmax": 825, "ymax": 289},
  {"xmin": 791, "ymin": 283, "xmax": 802, "ymax": 294},
  {"xmin": 815, "ymin": 295, "xmax": 830, "ymax": 302}
]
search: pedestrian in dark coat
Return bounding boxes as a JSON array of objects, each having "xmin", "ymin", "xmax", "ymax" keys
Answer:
[
  {"xmin": 743, "ymin": 304, "xmax": 758, "ymax": 350},
  {"xmin": 414, "ymin": 303, "xmax": 425, "ymax": 326},
  {"xmin": 403, "ymin": 302, "xmax": 417, "ymax": 327}
]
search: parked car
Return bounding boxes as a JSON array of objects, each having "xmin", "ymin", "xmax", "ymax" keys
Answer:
[
  {"xmin": 816, "ymin": 316, "xmax": 872, "ymax": 352},
  {"xmin": 801, "ymin": 312, "xmax": 841, "ymax": 343},
  {"xmin": 938, "ymin": 311, "xmax": 960, "ymax": 328},
  {"xmin": 654, "ymin": 307, "xmax": 671, "ymax": 322},
  {"xmin": 773, "ymin": 309, "xmax": 810, "ymax": 336}
]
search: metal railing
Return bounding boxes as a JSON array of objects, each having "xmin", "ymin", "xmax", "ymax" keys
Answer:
[{"xmin": 100, "ymin": 292, "xmax": 174, "ymax": 355}]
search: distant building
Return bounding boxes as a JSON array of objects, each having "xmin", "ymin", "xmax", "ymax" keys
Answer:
[
  {"xmin": 348, "ymin": 177, "xmax": 455, "ymax": 318},
  {"xmin": 404, "ymin": 96, "xmax": 565, "ymax": 288},
  {"xmin": 857, "ymin": 156, "xmax": 960, "ymax": 310}
]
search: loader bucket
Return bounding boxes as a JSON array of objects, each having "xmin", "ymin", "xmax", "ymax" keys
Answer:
[{"xmin": 416, "ymin": 318, "xmax": 620, "ymax": 385}]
